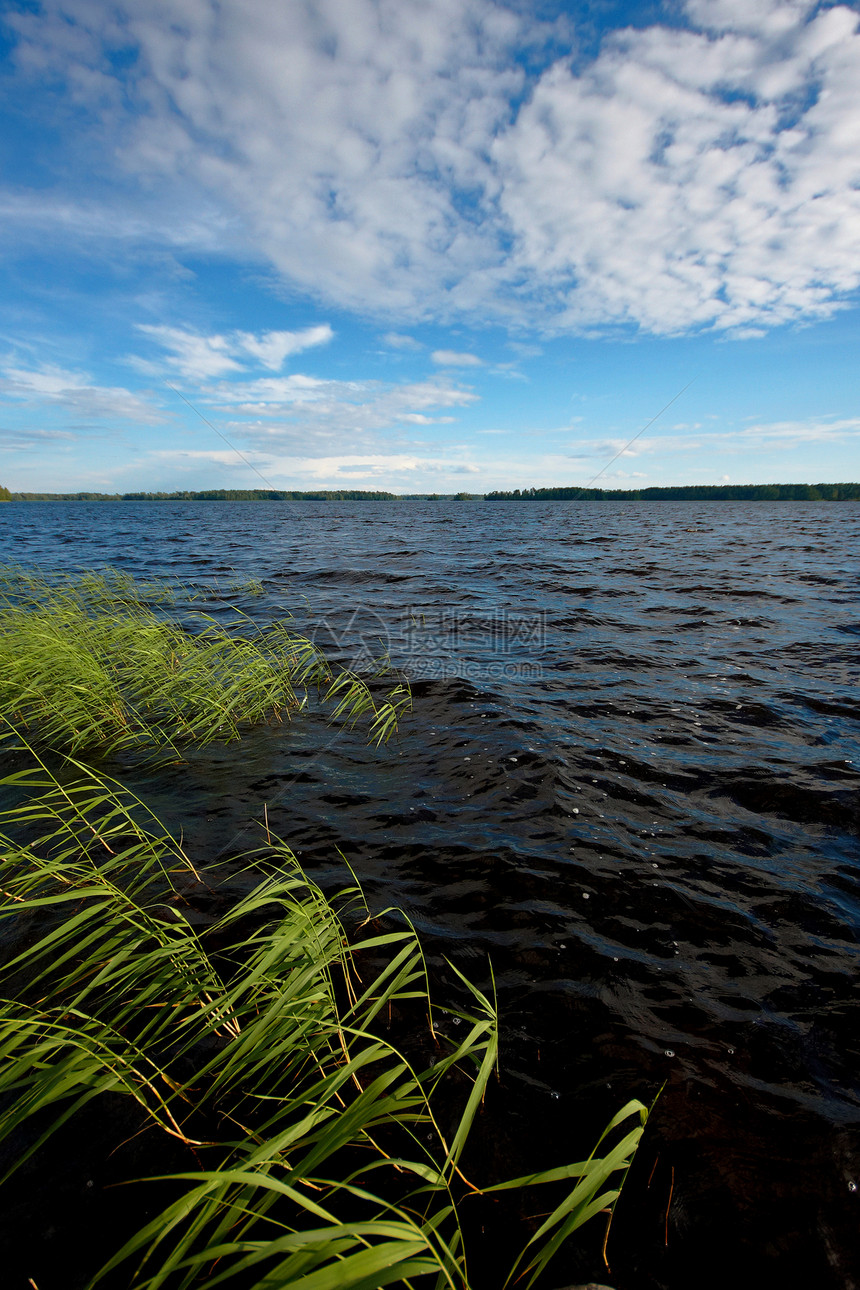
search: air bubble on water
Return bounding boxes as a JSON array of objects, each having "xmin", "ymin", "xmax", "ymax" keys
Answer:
[
  {"xmin": 550, "ymin": 1091, "xmax": 560, "ymax": 1100},
  {"xmin": 848, "ymin": 1181, "xmax": 857, "ymax": 1193},
  {"xmin": 452, "ymin": 1017, "xmax": 461, "ymax": 1026},
  {"xmin": 664, "ymin": 1049, "xmax": 675, "ymax": 1057}
]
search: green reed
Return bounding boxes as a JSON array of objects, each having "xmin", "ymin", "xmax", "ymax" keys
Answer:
[
  {"xmin": 0, "ymin": 759, "xmax": 649, "ymax": 1290},
  {"xmin": 0, "ymin": 565, "xmax": 410, "ymax": 756}
]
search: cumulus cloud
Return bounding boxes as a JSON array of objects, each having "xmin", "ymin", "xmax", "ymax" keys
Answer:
[
  {"xmin": 137, "ymin": 327, "xmax": 243, "ymax": 380},
  {"xmin": 6, "ymin": 0, "xmax": 860, "ymax": 334},
  {"xmin": 204, "ymin": 373, "xmax": 478, "ymax": 455},
  {"xmin": 215, "ymin": 374, "xmax": 330, "ymax": 407},
  {"xmin": 234, "ymin": 326, "xmax": 334, "ymax": 369},
  {"xmin": 147, "ymin": 446, "xmax": 482, "ymax": 486},
  {"xmin": 118, "ymin": 313, "xmax": 479, "ymax": 458},
  {"xmin": 137, "ymin": 324, "xmax": 333, "ymax": 379},
  {"xmin": 0, "ymin": 364, "xmax": 162, "ymax": 423},
  {"xmin": 383, "ymin": 333, "xmax": 424, "ymax": 350},
  {"xmin": 431, "ymin": 350, "xmax": 483, "ymax": 366},
  {"xmin": 683, "ymin": 0, "xmax": 814, "ymax": 37},
  {"xmin": 493, "ymin": 1, "xmax": 860, "ymax": 333}
]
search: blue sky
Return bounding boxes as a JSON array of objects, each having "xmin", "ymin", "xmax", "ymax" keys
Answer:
[{"xmin": 1, "ymin": 0, "xmax": 859, "ymax": 494}]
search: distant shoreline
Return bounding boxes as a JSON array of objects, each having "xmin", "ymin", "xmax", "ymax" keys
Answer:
[{"xmin": 4, "ymin": 483, "xmax": 860, "ymax": 502}]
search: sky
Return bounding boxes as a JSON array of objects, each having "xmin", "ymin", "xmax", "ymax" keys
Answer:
[{"xmin": 1, "ymin": 0, "xmax": 859, "ymax": 495}]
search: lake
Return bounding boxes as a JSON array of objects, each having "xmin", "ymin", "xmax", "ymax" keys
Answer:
[{"xmin": 1, "ymin": 498, "xmax": 858, "ymax": 1289}]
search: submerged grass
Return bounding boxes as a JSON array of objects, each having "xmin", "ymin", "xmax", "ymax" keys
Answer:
[
  {"xmin": 0, "ymin": 565, "xmax": 411, "ymax": 756},
  {"xmin": 0, "ymin": 760, "xmax": 649, "ymax": 1289}
]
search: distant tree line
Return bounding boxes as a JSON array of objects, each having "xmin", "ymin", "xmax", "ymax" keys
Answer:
[
  {"xmin": 486, "ymin": 483, "xmax": 860, "ymax": 501},
  {"xmin": 6, "ymin": 488, "xmax": 485, "ymax": 502},
  {"xmin": 9, "ymin": 483, "xmax": 856, "ymax": 503},
  {"xmin": 9, "ymin": 488, "xmax": 401, "ymax": 502},
  {"xmin": 120, "ymin": 489, "xmax": 401, "ymax": 501}
]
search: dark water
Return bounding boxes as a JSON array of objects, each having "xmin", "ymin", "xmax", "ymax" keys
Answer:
[{"xmin": 2, "ymin": 499, "xmax": 859, "ymax": 1289}]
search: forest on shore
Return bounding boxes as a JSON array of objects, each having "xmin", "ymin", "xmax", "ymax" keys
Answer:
[
  {"xmin": 3, "ymin": 482, "xmax": 859, "ymax": 502},
  {"xmin": 3, "ymin": 488, "xmax": 476, "ymax": 501},
  {"xmin": 485, "ymin": 482, "xmax": 860, "ymax": 500}
]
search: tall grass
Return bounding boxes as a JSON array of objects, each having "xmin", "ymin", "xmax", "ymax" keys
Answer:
[
  {"xmin": 0, "ymin": 565, "xmax": 410, "ymax": 756},
  {"xmin": 0, "ymin": 564, "xmax": 649, "ymax": 1286},
  {"xmin": 0, "ymin": 759, "xmax": 649, "ymax": 1289}
]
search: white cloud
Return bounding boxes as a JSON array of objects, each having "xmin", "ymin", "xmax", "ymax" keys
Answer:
[
  {"xmin": 101, "ymin": 0, "xmax": 523, "ymax": 315},
  {"xmin": 0, "ymin": 364, "xmax": 162, "ymax": 423},
  {"xmin": 0, "ymin": 426, "xmax": 77, "ymax": 452},
  {"xmin": 137, "ymin": 326, "xmax": 243, "ymax": 380},
  {"xmin": 431, "ymin": 350, "xmax": 483, "ymax": 366},
  {"xmin": 493, "ymin": 1, "xmax": 860, "ymax": 333},
  {"xmin": 564, "ymin": 415, "xmax": 860, "ymax": 462},
  {"xmin": 147, "ymin": 446, "xmax": 482, "ymax": 485},
  {"xmin": 683, "ymin": 0, "xmax": 814, "ymax": 37},
  {"xmin": 741, "ymin": 416, "xmax": 860, "ymax": 445},
  {"xmin": 214, "ymin": 374, "xmax": 331, "ymax": 406},
  {"xmin": 204, "ymin": 373, "xmax": 477, "ymax": 455},
  {"xmin": 281, "ymin": 453, "xmax": 483, "ymax": 481},
  {"xmin": 137, "ymin": 323, "xmax": 333, "ymax": 379},
  {"xmin": 7, "ymin": 0, "xmax": 860, "ymax": 334},
  {"xmin": 234, "ymin": 325, "xmax": 334, "ymax": 369},
  {"xmin": 0, "ymin": 188, "xmax": 233, "ymax": 258},
  {"xmin": 383, "ymin": 333, "xmax": 424, "ymax": 350}
]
